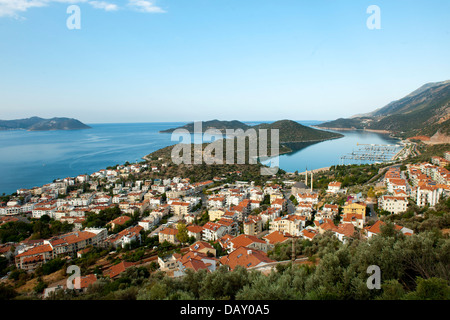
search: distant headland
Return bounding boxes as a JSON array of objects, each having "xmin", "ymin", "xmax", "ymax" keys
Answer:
[{"xmin": 0, "ymin": 117, "xmax": 91, "ymax": 131}]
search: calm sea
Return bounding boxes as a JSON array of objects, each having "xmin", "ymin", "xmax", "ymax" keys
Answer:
[{"xmin": 0, "ymin": 121, "xmax": 400, "ymax": 195}]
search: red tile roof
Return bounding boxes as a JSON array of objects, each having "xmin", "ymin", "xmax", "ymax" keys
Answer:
[
  {"xmin": 79, "ymin": 274, "xmax": 97, "ymax": 289},
  {"xmin": 263, "ymin": 231, "xmax": 290, "ymax": 245},
  {"xmin": 104, "ymin": 261, "xmax": 136, "ymax": 278},
  {"xmin": 182, "ymin": 259, "xmax": 210, "ymax": 272},
  {"xmin": 230, "ymin": 234, "xmax": 265, "ymax": 249},
  {"xmin": 335, "ymin": 223, "xmax": 355, "ymax": 237},
  {"xmin": 219, "ymin": 246, "xmax": 275, "ymax": 270},
  {"xmin": 301, "ymin": 229, "xmax": 318, "ymax": 240},
  {"xmin": 16, "ymin": 244, "xmax": 52, "ymax": 258},
  {"xmin": 159, "ymin": 227, "xmax": 178, "ymax": 236},
  {"xmin": 203, "ymin": 222, "xmax": 222, "ymax": 232},
  {"xmin": 187, "ymin": 225, "xmax": 204, "ymax": 234},
  {"xmin": 109, "ymin": 215, "xmax": 131, "ymax": 226},
  {"xmin": 190, "ymin": 241, "xmax": 214, "ymax": 252}
]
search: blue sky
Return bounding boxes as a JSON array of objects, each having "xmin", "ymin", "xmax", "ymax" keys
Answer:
[{"xmin": 0, "ymin": 0, "xmax": 449, "ymax": 123}]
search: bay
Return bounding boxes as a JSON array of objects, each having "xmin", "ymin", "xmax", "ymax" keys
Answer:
[{"xmin": 0, "ymin": 121, "xmax": 400, "ymax": 195}]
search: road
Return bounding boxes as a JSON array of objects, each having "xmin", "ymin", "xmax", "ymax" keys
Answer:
[
  {"xmin": 282, "ymin": 189, "xmax": 296, "ymax": 214},
  {"xmin": 366, "ymin": 202, "xmax": 378, "ymax": 222}
]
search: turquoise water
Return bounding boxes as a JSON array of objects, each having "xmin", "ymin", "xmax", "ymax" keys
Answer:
[
  {"xmin": 0, "ymin": 121, "xmax": 400, "ymax": 194},
  {"xmin": 271, "ymin": 129, "xmax": 400, "ymax": 173}
]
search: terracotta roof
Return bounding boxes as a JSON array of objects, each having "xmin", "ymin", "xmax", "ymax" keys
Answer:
[
  {"xmin": 342, "ymin": 213, "xmax": 364, "ymax": 222},
  {"xmin": 0, "ymin": 216, "xmax": 19, "ymax": 224},
  {"xmin": 217, "ymin": 218, "xmax": 234, "ymax": 227},
  {"xmin": 187, "ymin": 225, "xmax": 204, "ymax": 234},
  {"xmin": 79, "ymin": 274, "xmax": 97, "ymax": 289},
  {"xmin": 77, "ymin": 247, "xmax": 92, "ymax": 255},
  {"xmin": 219, "ymin": 246, "xmax": 275, "ymax": 270},
  {"xmin": 263, "ymin": 231, "xmax": 290, "ymax": 245},
  {"xmin": 0, "ymin": 245, "xmax": 13, "ymax": 254},
  {"xmin": 61, "ymin": 231, "xmax": 97, "ymax": 245},
  {"xmin": 389, "ymin": 178, "xmax": 407, "ymax": 186},
  {"xmin": 301, "ymin": 229, "xmax": 318, "ymax": 240},
  {"xmin": 118, "ymin": 225, "xmax": 143, "ymax": 237},
  {"xmin": 203, "ymin": 222, "xmax": 223, "ymax": 232},
  {"xmin": 244, "ymin": 215, "xmax": 262, "ymax": 225},
  {"xmin": 179, "ymin": 251, "xmax": 216, "ymax": 265},
  {"xmin": 22, "ymin": 255, "xmax": 44, "ymax": 264},
  {"xmin": 218, "ymin": 234, "xmax": 233, "ymax": 248},
  {"xmin": 272, "ymin": 199, "xmax": 286, "ymax": 206},
  {"xmin": 335, "ymin": 223, "xmax": 355, "ymax": 237},
  {"xmin": 319, "ymin": 219, "xmax": 338, "ymax": 232},
  {"xmin": 297, "ymin": 203, "xmax": 313, "ymax": 208},
  {"xmin": 16, "ymin": 244, "xmax": 52, "ymax": 258},
  {"xmin": 182, "ymin": 259, "xmax": 210, "ymax": 272},
  {"xmin": 230, "ymin": 234, "xmax": 265, "ymax": 249},
  {"xmin": 190, "ymin": 241, "xmax": 214, "ymax": 252},
  {"xmin": 104, "ymin": 261, "xmax": 136, "ymax": 278},
  {"xmin": 159, "ymin": 227, "xmax": 178, "ymax": 236},
  {"xmin": 393, "ymin": 189, "xmax": 407, "ymax": 196},
  {"xmin": 171, "ymin": 201, "xmax": 190, "ymax": 206},
  {"xmin": 366, "ymin": 220, "xmax": 384, "ymax": 234}
]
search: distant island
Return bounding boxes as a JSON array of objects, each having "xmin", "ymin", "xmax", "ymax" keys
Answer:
[
  {"xmin": 316, "ymin": 80, "xmax": 450, "ymax": 144},
  {"xmin": 160, "ymin": 119, "xmax": 343, "ymax": 143},
  {"xmin": 0, "ymin": 117, "xmax": 91, "ymax": 131},
  {"xmin": 153, "ymin": 119, "xmax": 344, "ymax": 162}
]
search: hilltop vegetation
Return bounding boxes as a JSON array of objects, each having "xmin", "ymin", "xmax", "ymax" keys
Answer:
[
  {"xmin": 145, "ymin": 143, "xmax": 285, "ymax": 184},
  {"xmin": 19, "ymin": 225, "xmax": 449, "ymax": 301},
  {"xmin": 161, "ymin": 119, "xmax": 342, "ymax": 143},
  {"xmin": 315, "ymin": 117, "xmax": 367, "ymax": 130},
  {"xmin": 293, "ymin": 163, "xmax": 385, "ymax": 190},
  {"xmin": 253, "ymin": 120, "xmax": 343, "ymax": 143},
  {"xmin": 160, "ymin": 119, "xmax": 251, "ymax": 133}
]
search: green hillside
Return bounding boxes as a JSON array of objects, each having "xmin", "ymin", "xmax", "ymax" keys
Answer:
[
  {"xmin": 254, "ymin": 119, "xmax": 343, "ymax": 142},
  {"xmin": 317, "ymin": 80, "xmax": 450, "ymax": 139}
]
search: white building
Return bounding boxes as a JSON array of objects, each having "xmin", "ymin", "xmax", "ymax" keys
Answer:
[
  {"xmin": 327, "ymin": 181, "xmax": 342, "ymax": 194},
  {"xmin": 202, "ymin": 222, "xmax": 226, "ymax": 242},
  {"xmin": 378, "ymin": 195, "xmax": 408, "ymax": 214}
]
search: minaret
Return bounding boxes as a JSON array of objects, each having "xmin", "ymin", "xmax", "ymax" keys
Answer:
[
  {"xmin": 305, "ymin": 166, "xmax": 308, "ymax": 185},
  {"xmin": 311, "ymin": 172, "xmax": 314, "ymax": 192}
]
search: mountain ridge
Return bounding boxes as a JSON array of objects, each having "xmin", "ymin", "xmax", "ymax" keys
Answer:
[{"xmin": 316, "ymin": 80, "xmax": 450, "ymax": 140}]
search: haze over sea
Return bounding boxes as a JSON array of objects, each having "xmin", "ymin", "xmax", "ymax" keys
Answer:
[{"xmin": 0, "ymin": 121, "xmax": 400, "ymax": 195}]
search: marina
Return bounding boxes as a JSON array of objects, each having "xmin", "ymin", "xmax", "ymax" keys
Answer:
[{"xmin": 339, "ymin": 143, "xmax": 402, "ymax": 165}]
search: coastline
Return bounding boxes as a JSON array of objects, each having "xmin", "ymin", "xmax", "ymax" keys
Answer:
[
  {"xmin": 312, "ymin": 126, "xmax": 391, "ymax": 134},
  {"xmin": 0, "ymin": 123, "xmax": 401, "ymax": 195}
]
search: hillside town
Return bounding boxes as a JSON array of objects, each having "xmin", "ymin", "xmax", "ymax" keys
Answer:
[{"xmin": 1, "ymin": 149, "xmax": 450, "ymax": 298}]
